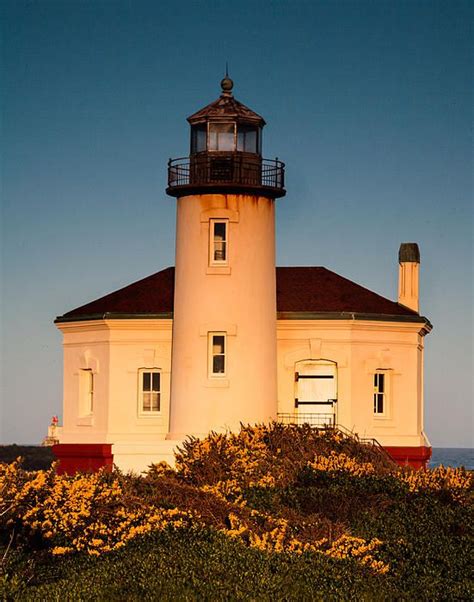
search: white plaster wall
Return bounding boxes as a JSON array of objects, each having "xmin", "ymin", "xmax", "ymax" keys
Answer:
[
  {"xmin": 57, "ymin": 320, "xmax": 173, "ymax": 449},
  {"xmin": 169, "ymin": 193, "xmax": 278, "ymax": 438},
  {"xmin": 398, "ymin": 262, "xmax": 420, "ymax": 312},
  {"xmin": 112, "ymin": 440, "xmax": 180, "ymax": 473},
  {"xmin": 106, "ymin": 320, "xmax": 172, "ymax": 443},
  {"xmin": 277, "ymin": 319, "xmax": 429, "ymax": 447},
  {"xmin": 59, "ymin": 321, "xmax": 110, "ymax": 443},
  {"xmin": 58, "ymin": 313, "xmax": 429, "ymax": 471}
]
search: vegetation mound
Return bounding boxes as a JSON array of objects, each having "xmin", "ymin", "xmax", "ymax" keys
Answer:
[{"xmin": 1, "ymin": 423, "xmax": 472, "ymax": 600}]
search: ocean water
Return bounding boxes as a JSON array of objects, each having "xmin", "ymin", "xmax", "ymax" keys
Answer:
[{"xmin": 429, "ymin": 448, "xmax": 474, "ymax": 470}]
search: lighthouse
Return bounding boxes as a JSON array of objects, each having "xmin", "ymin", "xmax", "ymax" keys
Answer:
[
  {"xmin": 53, "ymin": 77, "xmax": 432, "ymax": 474},
  {"xmin": 166, "ymin": 76, "xmax": 285, "ymax": 439}
]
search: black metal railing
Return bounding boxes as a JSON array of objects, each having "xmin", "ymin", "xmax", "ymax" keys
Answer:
[
  {"xmin": 277, "ymin": 413, "xmax": 335, "ymax": 428},
  {"xmin": 334, "ymin": 423, "xmax": 396, "ymax": 464},
  {"xmin": 275, "ymin": 416, "xmax": 397, "ymax": 467},
  {"xmin": 167, "ymin": 155, "xmax": 285, "ymax": 192}
]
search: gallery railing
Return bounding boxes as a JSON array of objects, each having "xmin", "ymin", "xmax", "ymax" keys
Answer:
[{"xmin": 167, "ymin": 155, "xmax": 285, "ymax": 193}]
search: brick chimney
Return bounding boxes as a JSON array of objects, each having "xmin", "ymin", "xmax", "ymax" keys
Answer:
[{"xmin": 398, "ymin": 243, "xmax": 420, "ymax": 312}]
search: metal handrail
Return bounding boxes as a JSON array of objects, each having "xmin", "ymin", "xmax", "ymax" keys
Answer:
[
  {"xmin": 167, "ymin": 155, "xmax": 285, "ymax": 191},
  {"xmin": 334, "ymin": 423, "xmax": 389, "ymax": 454},
  {"xmin": 276, "ymin": 414, "xmax": 397, "ymax": 466},
  {"xmin": 277, "ymin": 413, "xmax": 335, "ymax": 428}
]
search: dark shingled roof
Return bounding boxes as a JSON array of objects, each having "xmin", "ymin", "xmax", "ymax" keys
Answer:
[
  {"xmin": 60, "ymin": 267, "xmax": 175, "ymax": 319},
  {"xmin": 187, "ymin": 94, "xmax": 265, "ymax": 126},
  {"xmin": 57, "ymin": 266, "xmax": 423, "ymax": 323},
  {"xmin": 276, "ymin": 267, "xmax": 418, "ymax": 316}
]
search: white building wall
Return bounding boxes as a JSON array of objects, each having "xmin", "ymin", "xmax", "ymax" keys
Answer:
[
  {"xmin": 168, "ymin": 193, "xmax": 277, "ymax": 439},
  {"xmin": 58, "ymin": 315, "xmax": 429, "ymax": 471},
  {"xmin": 58, "ymin": 319, "xmax": 173, "ymax": 454},
  {"xmin": 276, "ymin": 319, "xmax": 429, "ymax": 448},
  {"xmin": 59, "ymin": 321, "xmax": 110, "ymax": 444}
]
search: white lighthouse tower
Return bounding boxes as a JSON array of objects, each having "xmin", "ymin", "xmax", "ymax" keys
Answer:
[{"xmin": 166, "ymin": 76, "xmax": 286, "ymax": 439}]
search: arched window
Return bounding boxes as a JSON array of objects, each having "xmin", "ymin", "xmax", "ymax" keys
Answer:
[{"xmin": 79, "ymin": 369, "xmax": 94, "ymax": 416}]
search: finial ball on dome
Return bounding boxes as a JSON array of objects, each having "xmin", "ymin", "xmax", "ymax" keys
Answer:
[{"xmin": 221, "ymin": 76, "xmax": 234, "ymax": 93}]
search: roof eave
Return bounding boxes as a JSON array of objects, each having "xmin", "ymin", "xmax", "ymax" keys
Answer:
[
  {"xmin": 277, "ymin": 311, "xmax": 433, "ymax": 331},
  {"xmin": 54, "ymin": 312, "xmax": 174, "ymax": 324},
  {"xmin": 55, "ymin": 310, "xmax": 432, "ymax": 334}
]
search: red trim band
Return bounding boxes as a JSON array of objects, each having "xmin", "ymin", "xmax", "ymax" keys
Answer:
[
  {"xmin": 384, "ymin": 445, "xmax": 432, "ymax": 470},
  {"xmin": 53, "ymin": 443, "xmax": 113, "ymax": 475}
]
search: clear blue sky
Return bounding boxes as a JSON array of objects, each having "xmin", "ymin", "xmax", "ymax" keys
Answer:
[{"xmin": 1, "ymin": 0, "xmax": 472, "ymax": 447}]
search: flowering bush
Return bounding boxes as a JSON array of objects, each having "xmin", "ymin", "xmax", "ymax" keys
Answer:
[
  {"xmin": 399, "ymin": 464, "xmax": 473, "ymax": 501},
  {"xmin": 0, "ymin": 460, "xmax": 194, "ymax": 556},
  {"xmin": 308, "ymin": 451, "xmax": 376, "ymax": 477},
  {"xmin": 0, "ymin": 423, "xmax": 472, "ymax": 598},
  {"xmin": 174, "ymin": 422, "xmax": 393, "ymax": 490}
]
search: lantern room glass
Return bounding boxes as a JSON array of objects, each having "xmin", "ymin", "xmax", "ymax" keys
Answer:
[
  {"xmin": 191, "ymin": 123, "xmax": 261, "ymax": 154},
  {"xmin": 237, "ymin": 126, "xmax": 259, "ymax": 153},
  {"xmin": 191, "ymin": 125, "xmax": 207, "ymax": 153},
  {"xmin": 208, "ymin": 123, "xmax": 235, "ymax": 151}
]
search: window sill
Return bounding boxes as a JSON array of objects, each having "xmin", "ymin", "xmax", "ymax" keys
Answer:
[
  {"xmin": 206, "ymin": 378, "xmax": 229, "ymax": 388},
  {"xmin": 207, "ymin": 266, "xmax": 231, "ymax": 275},
  {"xmin": 76, "ymin": 416, "xmax": 93, "ymax": 427},
  {"xmin": 136, "ymin": 414, "xmax": 165, "ymax": 425},
  {"xmin": 137, "ymin": 413, "xmax": 163, "ymax": 419}
]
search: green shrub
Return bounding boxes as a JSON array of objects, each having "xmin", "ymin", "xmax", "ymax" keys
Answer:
[
  {"xmin": 6, "ymin": 528, "xmax": 391, "ymax": 601},
  {"xmin": 1, "ymin": 424, "xmax": 472, "ymax": 600}
]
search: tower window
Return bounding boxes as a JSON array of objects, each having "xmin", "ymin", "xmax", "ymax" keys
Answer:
[
  {"xmin": 209, "ymin": 333, "xmax": 226, "ymax": 377},
  {"xmin": 373, "ymin": 372, "xmax": 388, "ymax": 416},
  {"xmin": 210, "ymin": 219, "xmax": 228, "ymax": 264},
  {"xmin": 139, "ymin": 369, "xmax": 161, "ymax": 414},
  {"xmin": 208, "ymin": 123, "xmax": 235, "ymax": 151}
]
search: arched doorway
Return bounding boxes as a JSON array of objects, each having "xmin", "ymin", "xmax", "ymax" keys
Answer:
[{"xmin": 294, "ymin": 360, "xmax": 337, "ymax": 427}]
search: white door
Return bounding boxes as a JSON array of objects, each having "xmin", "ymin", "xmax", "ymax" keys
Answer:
[{"xmin": 295, "ymin": 361, "xmax": 337, "ymax": 427}]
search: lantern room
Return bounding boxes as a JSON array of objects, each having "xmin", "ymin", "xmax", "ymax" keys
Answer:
[
  {"xmin": 166, "ymin": 77, "xmax": 285, "ymax": 198},
  {"xmin": 189, "ymin": 76, "xmax": 263, "ymax": 155}
]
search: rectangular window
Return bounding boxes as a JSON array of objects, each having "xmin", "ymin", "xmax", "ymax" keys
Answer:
[
  {"xmin": 209, "ymin": 333, "xmax": 226, "ymax": 377},
  {"xmin": 237, "ymin": 126, "xmax": 258, "ymax": 153},
  {"xmin": 373, "ymin": 372, "xmax": 387, "ymax": 416},
  {"xmin": 191, "ymin": 125, "xmax": 207, "ymax": 153},
  {"xmin": 139, "ymin": 369, "xmax": 161, "ymax": 414},
  {"xmin": 79, "ymin": 369, "xmax": 94, "ymax": 416},
  {"xmin": 208, "ymin": 123, "xmax": 235, "ymax": 151},
  {"xmin": 210, "ymin": 219, "xmax": 228, "ymax": 265}
]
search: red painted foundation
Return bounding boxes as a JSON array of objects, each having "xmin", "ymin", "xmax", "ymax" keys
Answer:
[
  {"xmin": 384, "ymin": 446, "xmax": 432, "ymax": 470},
  {"xmin": 53, "ymin": 444, "xmax": 113, "ymax": 475},
  {"xmin": 51, "ymin": 443, "xmax": 431, "ymax": 473}
]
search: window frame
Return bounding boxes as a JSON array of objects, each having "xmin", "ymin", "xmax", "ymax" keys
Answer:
[
  {"xmin": 209, "ymin": 219, "xmax": 229, "ymax": 266},
  {"xmin": 138, "ymin": 368, "xmax": 161, "ymax": 416},
  {"xmin": 373, "ymin": 370, "xmax": 390, "ymax": 418},
  {"xmin": 208, "ymin": 332, "xmax": 227, "ymax": 378}
]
